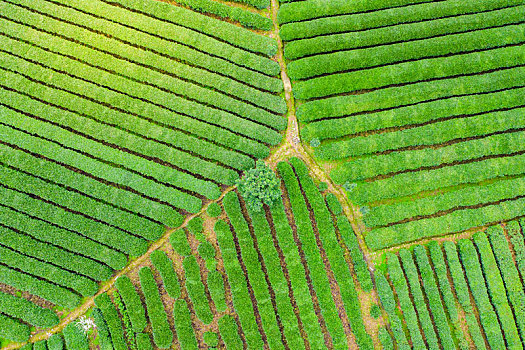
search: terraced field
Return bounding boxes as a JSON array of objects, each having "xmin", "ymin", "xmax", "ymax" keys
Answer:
[{"xmin": 0, "ymin": 0, "xmax": 524, "ymax": 348}]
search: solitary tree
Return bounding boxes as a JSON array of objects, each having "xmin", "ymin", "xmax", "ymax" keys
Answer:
[{"xmin": 237, "ymin": 160, "xmax": 281, "ymax": 212}]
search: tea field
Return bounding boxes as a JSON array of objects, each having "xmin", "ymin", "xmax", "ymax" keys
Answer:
[{"xmin": 0, "ymin": 0, "xmax": 524, "ymax": 348}]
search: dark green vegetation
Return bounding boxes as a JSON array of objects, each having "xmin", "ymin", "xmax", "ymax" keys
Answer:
[
  {"xmin": 281, "ymin": 0, "xmax": 525, "ymax": 249},
  {"xmin": 237, "ymin": 160, "xmax": 282, "ymax": 211}
]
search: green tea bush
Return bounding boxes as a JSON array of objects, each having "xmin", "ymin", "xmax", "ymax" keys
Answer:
[
  {"xmin": 207, "ymin": 202, "xmax": 222, "ymax": 217},
  {"xmin": 0, "ymin": 313, "xmax": 30, "ymax": 343},
  {"xmin": 115, "ymin": 276, "xmax": 147, "ymax": 332},
  {"xmin": 173, "ymin": 299, "xmax": 198, "ymax": 350},
  {"xmin": 47, "ymin": 334, "xmax": 64, "ymax": 350},
  {"xmin": 63, "ymin": 323, "xmax": 89, "ymax": 350},
  {"xmin": 150, "ymin": 250, "xmax": 181, "ymax": 299},
  {"xmin": 94, "ymin": 293, "xmax": 128, "ymax": 350},
  {"xmin": 0, "ymin": 291, "xmax": 58, "ymax": 328}
]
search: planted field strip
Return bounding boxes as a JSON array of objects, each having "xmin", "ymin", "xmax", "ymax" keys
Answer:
[
  {"xmin": 281, "ymin": 0, "xmax": 524, "ymax": 247},
  {"xmin": 280, "ymin": 0, "xmax": 525, "ymax": 40},
  {"xmin": 381, "ymin": 233, "xmax": 525, "ymax": 350}
]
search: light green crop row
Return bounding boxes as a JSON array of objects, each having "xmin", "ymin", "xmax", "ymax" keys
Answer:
[
  {"xmin": 107, "ymin": 0, "xmax": 276, "ymax": 54},
  {"xmin": 0, "ymin": 224, "xmax": 111, "ymax": 281},
  {"xmin": 0, "ymin": 314, "xmax": 30, "ymax": 343},
  {"xmin": 139, "ymin": 267, "xmax": 173, "ymax": 349},
  {"xmin": 507, "ymin": 221, "xmax": 525, "ymax": 288},
  {"xmin": 297, "ymin": 65, "xmax": 525, "ymax": 122},
  {"xmin": 219, "ymin": 315, "xmax": 244, "ymax": 349},
  {"xmin": 473, "ymin": 232, "xmax": 522, "ymax": 349},
  {"xmin": 398, "ymin": 249, "xmax": 439, "ymax": 349},
  {"xmin": 294, "ymin": 45, "xmax": 524, "ymax": 99},
  {"xmin": 0, "ymin": 204, "xmax": 127, "ymax": 270},
  {"xmin": 278, "ymin": 0, "xmax": 431, "ymax": 24},
  {"xmin": 94, "ymin": 293, "xmax": 128, "ymax": 350},
  {"xmin": 332, "ymin": 130, "xmax": 525, "ymax": 182},
  {"xmin": 347, "ymin": 153, "xmax": 525, "ymax": 205},
  {"xmin": 365, "ymin": 176, "xmax": 525, "ymax": 228},
  {"xmin": 63, "ymin": 323, "xmax": 90, "ymax": 350},
  {"xmin": 247, "ymin": 207, "xmax": 305, "ymax": 348},
  {"xmin": 374, "ymin": 270, "xmax": 410, "ymax": 349},
  {"xmin": 443, "ymin": 242, "xmax": 487, "ymax": 350},
  {"xmin": 0, "ymin": 264, "xmax": 80, "ymax": 309},
  {"xmin": 314, "ymin": 103, "xmax": 525, "ymax": 156},
  {"xmin": 150, "ymin": 251, "xmax": 181, "ymax": 300},
  {"xmin": 207, "ymin": 270, "xmax": 227, "ymax": 313},
  {"xmin": 223, "ymin": 192, "xmax": 284, "ymax": 349},
  {"xmin": 487, "ymin": 226, "xmax": 525, "ymax": 344},
  {"xmin": 0, "ymin": 244, "xmax": 97, "ymax": 297},
  {"xmin": 173, "ymin": 299, "xmax": 199, "ymax": 350},
  {"xmin": 19, "ymin": 0, "xmax": 279, "ymax": 76},
  {"xmin": 0, "ymin": 286, "xmax": 56, "ymax": 328},
  {"xmin": 0, "ymin": 185, "xmax": 148, "ymax": 256},
  {"xmin": 115, "ymin": 276, "xmax": 147, "ymax": 333},
  {"xmin": 280, "ymin": 0, "xmax": 524, "ymax": 40},
  {"xmin": 214, "ymin": 220, "xmax": 265, "ymax": 349},
  {"xmin": 288, "ymin": 24, "xmax": 524, "ymax": 80},
  {"xmin": 1, "ymin": 162, "xmax": 164, "ymax": 238},
  {"xmin": 291, "ymin": 158, "xmax": 373, "ymax": 349},
  {"xmin": 0, "ymin": 142, "xmax": 180, "ymax": 231},
  {"xmin": 386, "ymin": 253, "xmax": 426, "ymax": 349},
  {"xmin": 269, "ymin": 201, "xmax": 326, "ymax": 348},
  {"xmin": 279, "ymin": 160, "xmax": 347, "ymax": 347},
  {"xmin": 413, "ymin": 246, "xmax": 456, "ymax": 349},
  {"xmin": 366, "ymin": 197, "xmax": 525, "ymax": 250},
  {"xmin": 183, "ymin": 255, "xmax": 215, "ymax": 325},
  {"xmin": 457, "ymin": 239, "xmax": 506, "ymax": 349}
]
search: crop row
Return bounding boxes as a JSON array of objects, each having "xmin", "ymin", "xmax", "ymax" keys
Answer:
[
  {"xmin": 173, "ymin": 299, "xmax": 199, "ymax": 349},
  {"xmin": 0, "ymin": 290, "xmax": 58, "ymax": 328},
  {"xmin": 2, "ymin": 12, "xmax": 285, "ymax": 127},
  {"xmin": 288, "ymin": 24, "xmax": 524, "ymax": 80},
  {"xmin": 284, "ymin": 6, "xmax": 525, "ymax": 59},
  {"xmin": 279, "ymin": 0, "xmax": 525, "ymax": 40},
  {"xmin": 214, "ymin": 219, "xmax": 264, "ymax": 348},
  {"xmin": 95, "ymin": 293, "xmax": 128, "ymax": 350},
  {"xmin": 0, "ymin": 224, "xmax": 111, "ymax": 281},
  {"xmin": 115, "ymin": 276, "xmax": 147, "ymax": 333},
  {"xmin": 0, "ymin": 87, "xmax": 247, "ymax": 194},
  {"xmin": 1, "ymin": 162, "xmax": 164, "ymax": 238},
  {"xmin": 0, "ymin": 146, "xmax": 176, "ymax": 240},
  {"xmin": 385, "ymin": 253, "xmax": 426, "ymax": 349},
  {"xmin": 457, "ymin": 239, "xmax": 506, "ymax": 349},
  {"xmin": 63, "ymin": 323, "xmax": 89, "ymax": 350},
  {"xmin": 207, "ymin": 270, "xmax": 227, "ymax": 313},
  {"xmin": 279, "ymin": 160, "xmax": 347, "ymax": 347},
  {"xmin": 166, "ymin": 0, "xmax": 271, "ymax": 29},
  {"xmin": 183, "ymin": 255, "xmax": 215, "ymax": 324},
  {"xmin": 93, "ymin": 307, "xmax": 116, "ymax": 350},
  {"xmin": 291, "ymin": 158, "xmax": 373, "ymax": 349},
  {"xmin": 366, "ymin": 196, "xmax": 525, "ymax": 250},
  {"xmin": 315, "ymin": 103, "xmax": 524, "ymax": 156},
  {"xmin": 223, "ymin": 192, "xmax": 284, "ymax": 349},
  {"xmin": 0, "ymin": 113, "xmax": 202, "ymax": 213},
  {"xmin": 0, "ymin": 44, "xmax": 280, "ymax": 159},
  {"xmin": 293, "ymin": 45, "xmax": 524, "ymax": 99},
  {"xmin": 0, "ymin": 313, "xmax": 30, "ymax": 343},
  {"xmin": 0, "ymin": 240, "xmax": 98, "ymax": 297},
  {"xmin": 297, "ymin": 65, "xmax": 525, "ymax": 122},
  {"xmin": 366, "ymin": 175, "xmax": 525, "ymax": 228},
  {"xmin": 474, "ymin": 232, "xmax": 522, "ymax": 349},
  {"xmin": 0, "ymin": 171, "xmax": 145, "ymax": 270},
  {"xmin": 374, "ymin": 270, "xmax": 409, "ymax": 349},
  {"xmin": 427, "ymin": 242, "xmax": 470, "ymax": 350},
  {"xmin": 413, "ymin": 246, "xmax": 456, "ymax": 349},
  {"xmin": 333, "ymin": 130, "xmax": 525, "ymax": 181},
  {"xmin": 487, "ymin": 226, "xmax": 525, "ymax": 343},
  {"xmin": 507, "ymin": 221, "xmax": 525, "ymax": 284},
  {"xmin": 150, "ymin": 251, "xmax": 181, "ymax": 300},
  {"xmin": 247, "ymin": 205, "xmax": 305, "ymax": 347},
  {"xmin": 136, "ymin": 333, "xmax": 153, "ymax": 350},
  {"xmin": 139, "ymin": 267, "xmax": 173, "ymax": 349},
  {"xmin": 1, "ymin": 103, "xmax": 211, "ymax": 208},
  {"xmin": 0, "ymin": 173, "xmax": 148, "ymax": 256},
  {"xmin": 443, "ymin": 242, "xmax": 487, "ymax": 349},
  {"xmin": 278, "ymin": 0, "xmax": 432, "ymax": 24},
  {"xmin": 269, "ymin": 200, "xmax": 326, "ymax": 348},
  {"xmin": 219, "ymin": 315, "xmax": 244, "ymax": 348},
  {"xmin": 0, "ymin": 29, "xmax": 283, "ymax": 145},
  {"xmin": 0, "ymin": 264, "xmax": 80, "ymax": 309},
  {"xmin": 347, "ymin": 152, "xmax": 525, "ymax": 204},
  {"xmin": 103, "ymin": 0, "xmax": 276, "ymax": 55},
  {"xmin": 398, "ymin": 249, "xmax": 440, "ymax": 348},
  {"xmin": 335, "ymin": 216, "xmax": 373, "ymax": 292},
  {"xmin": 30, "ymin": 0, "xmax": 278, "ymax": 76}
]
